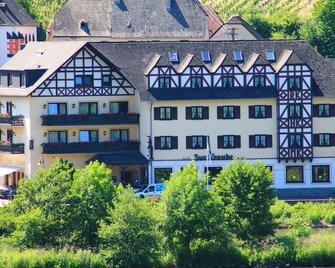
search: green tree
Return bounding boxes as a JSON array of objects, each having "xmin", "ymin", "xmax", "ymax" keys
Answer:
[
  {"xmin": 99, "ymin": 187, "xmax": 161, "ymax": 267},
  {"xmin": 300, "ymin": 0, "xmax": 335, "ymax": 57},
  {"xmin": 214, "ymin": 160, "xmax": 275, "ymax": 245},
  {"xmin": 159, "ymin": 162, "xmax": 244, "ymax": 267}
]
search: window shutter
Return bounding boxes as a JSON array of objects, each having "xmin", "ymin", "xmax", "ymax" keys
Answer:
[
  {"xmin": 154, "ymin": 137, "xmax": 161, "ymax": 149},
  {"xmin": 312, "ymin": 105, "xmax": 319, "ymax": 117},
  {"xmin": 202, "ymin": 136, "xmax": 207, "ymax": 149},
  {"xmin": 235, "ymin": 135, "xmax": 241, "ymax": 148},
  {"xmin": 203, "ymin": 107, "xmax": 209, "ymax": 119},
  {"xmin": 266, "ymin": 106, "xmax": 272, "ymax": 118},
  {"xmin": 331, "ymin": 134, "xmax": 335, "ymax": 146},
  {"xmin": 330, "ymin": 105, "xmax": 335, "ymax": 117},
  {"xmin": 186, "ymin": 136, "xmax": 192, "ymax": 149},
  {"xmin": 186, "ymin": 107, "xmax": 192, "ymax": 120},
  {"xmin": 217, "ymin": 136, "xmax": 224, "ymax": 148},
  {"xmin": 154, "ymin": 108, "xmax": 160, "ymax": 120},
  {"xmin": 235, "ymin": 106, "xmax": 240, "ymax": 119},
  {"xmin": 313, "ymin": 134, "xmax": 319, "ymax": 147},
  {"xmin": 249, "ymin": 106, "xmax": 255, "ymax": 119},
  {"xmin": 266, "ymin": 135, "xmax": 272, "ymax": 148},
  {"xmin": 121, "ymin": 102, "xmax": 128, "ymax": 113},
  {"xmin": 249, "ymin": 135, "xmax": 255, "ymax": 148},
  {"xmin": 172, "ymin": 136, "xmax": 178, "ymax": 149},
  {"xmin": 171, "ymin": 107, "xmax": 178, "ymax": 120},
  {"xmin": 217, "ymin": 106, "xmax": 224, "ymax": 119}
]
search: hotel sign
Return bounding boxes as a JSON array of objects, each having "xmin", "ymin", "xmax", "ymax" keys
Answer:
[{"xmin": 194, "ymin": 153, "xmax": 233, "ymax": 161}]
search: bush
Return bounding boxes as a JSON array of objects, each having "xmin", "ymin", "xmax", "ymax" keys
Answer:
[
  {"xmin": 324, "ymin": 211, "xmax": 335, "ymax": 224},
  {"xmin": 296, "ymin": 243, "xmax": 335, "ymax": 267},
  {"xmin": 0, "ymin": 249, "xmax": 107, "ymax": 268},
  {"xmin": 99, "ymin": 187, "xmax": 162, "ymax": 268},
  {"xmin": 214, "ymin": 160, "xmax": 276, "ymax": 245}
]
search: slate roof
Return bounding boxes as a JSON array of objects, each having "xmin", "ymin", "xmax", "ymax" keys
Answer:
[
  {"xmin": 0, "ymin": 0, "xmax": 37, "ymax": 26},
  {"xmin": 53, "ymin": 0, "xmax": 208, "ymax": 39},
  {"xmin": 91, "ymin": 39, "xmax": 335, "ymax": 100},
  {"xmin": 202, "ymin": 5, "xmax": 224, "ymax": 38},
  {"xmin": 87, "ymin": 151, "xmax": 148, "ymax": 165}
]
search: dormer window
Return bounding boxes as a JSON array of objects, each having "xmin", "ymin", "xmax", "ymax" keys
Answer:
[
  {"xmin": 266, "ymin": 48, "xmax": 276, "ymax": 61},
  {"xmin": 234, "ymin": 50, "xmax": 243, "ymax": 62},
  {"xmin": 7, "ymin": 73, "xmax": 12, "ymax": 87},
  {"xmin": 201, "ymin": 51, "xmax": 211, "ymax": 63},
  {"xmin": 169, "ymin": 52, "xmax": 179, "ymax": 63}
]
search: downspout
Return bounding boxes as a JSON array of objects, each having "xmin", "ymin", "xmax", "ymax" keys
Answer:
[{"xmin": 149, "ymin": 102, "xmax": 153, "ymax": 184}]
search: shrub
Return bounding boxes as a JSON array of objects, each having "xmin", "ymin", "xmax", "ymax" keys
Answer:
[
  {"xmin": 324, "ymin": 211, "xmax": 335, "ymax": 224},
  {"xmin": 99, "ymin": 187, "xmax": 162, "ymax": 268},
  {"xmin": 296, "ymin": 243, "xmax": 335, "ymax": 267},
  {"xmin": 214, "ymin": 160, "xmax": 276, "ymax": 245}
]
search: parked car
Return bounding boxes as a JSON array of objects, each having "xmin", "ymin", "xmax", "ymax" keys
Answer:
[
  {"xmin": 0, "ymin": 186, "xmax": 15, "ymax": 200},
  {"xmin": 134, "ymin": 183, "xmax": 165, "ymax": 198}
]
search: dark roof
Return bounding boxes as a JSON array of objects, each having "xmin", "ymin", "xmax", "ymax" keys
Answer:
[
  {"xmin": 0, "ymin": 0, "xmax": 37, "ymax": 26},
  {"xmin": 202, "ymin": 5, "xmax": 223, "ymax": 38},
  {"xmin": 53, "ymin": 0, "xmax": 208, "ymax": 39},
  {"xmin": 91, "ymin": 39, "xmax": 335, "ymax": 101},
  {"xmin": 226, "ymin": 16, "xmax": 264, "ymax": 40},
  {"xmin": 87, "ymin": 151, "xmax": 148, "ymax": 165}
]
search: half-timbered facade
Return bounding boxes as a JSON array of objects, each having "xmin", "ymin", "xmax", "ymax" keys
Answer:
[{"xmin": 0, "ymin": 39, "xmax": 335, "ymax": 200}]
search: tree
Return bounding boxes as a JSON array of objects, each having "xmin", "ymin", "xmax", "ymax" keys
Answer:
[
  {"xmin": 159, "ymin": 162, "xmax": 244, "ymax": 267},
  {"xmin": 1, "ymin": 159, "xmax": 116, "ymax": 249},
  {"xmin": 99, "ymin": 187, "xmax": 161, "ymax": 267},
  {"xmin": 300, "ymin": 0, "xmax": 335, "ymax": 57},
  {"xmin": 214, "ymin": 160, "xmax": 276, "ymax": 245}
]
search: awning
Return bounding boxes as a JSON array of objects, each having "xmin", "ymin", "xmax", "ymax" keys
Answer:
[
  {"xmin": 87, "ymin": 151, "xmax": 148, "ymax": 165},
  {"xmin": 0, "ymin": 166, "xmax": 21, "ymax": 177}
]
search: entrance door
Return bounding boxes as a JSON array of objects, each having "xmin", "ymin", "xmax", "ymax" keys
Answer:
[{"xmin": 121, "ymin": 171, "xmax": 133, "ymax": 186}]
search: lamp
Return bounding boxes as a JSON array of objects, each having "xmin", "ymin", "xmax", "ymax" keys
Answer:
[
  {"xmin": 43, "ymin": 104, "xmax": 47, "ymax": 109},
  {"xmin": 72, "ymin": 131, "xmax": 76, "ymax": 137},
  {"xmin": 44, "ymin": 132, "xmax": 47, "ymax": 137},
  {"xmin": 72, "ymin": 103, "xmax": 76, "ymax": 109},
  {"xmin": 103, "ymin": 131, "xmax": 107, "ymax": 136},
  {"xmin": 103, "ymin": 103, "xmax": 107, "ymax": 108}
]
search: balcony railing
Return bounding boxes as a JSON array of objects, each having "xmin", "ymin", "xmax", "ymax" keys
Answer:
[
  {"xmin": 42, "ymin": 141, "xmax": 140, "ymax": 154},
  {"xmin": 0, "ymin": 115, "xmax": 24, "ymax": 126},
  {"xmin": 41, "ymin": 113, "xmax": 139, "ymax": 126},
  {"xmin": 0, "ymin": 143, "xmax": 25, "ymax": 154}
]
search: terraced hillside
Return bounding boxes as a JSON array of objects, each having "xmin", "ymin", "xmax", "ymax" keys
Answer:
[{"xmin": 202, "ymin": 0, "xmax": 317, "ymax": 19}]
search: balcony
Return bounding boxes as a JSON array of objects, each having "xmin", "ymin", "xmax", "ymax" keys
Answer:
[
  {"xmin": 41, "ymin": 113, "xmax": 139, "ymax": 126},
  {"xmin": 0, "ymin": 115, "xmax": 24, "ymax": 126},
  {"xmin": 42, "ymin": 141, "xmax": 140, "ymax": 154},
  {"xmin": 0, "ymin": 143, "xmax": 24, "ymax": 154}
]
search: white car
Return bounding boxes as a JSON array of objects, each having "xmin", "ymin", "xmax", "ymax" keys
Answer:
[{"xmin": 134, "ymin": 183, "xmax": 165, "ymax": 198}]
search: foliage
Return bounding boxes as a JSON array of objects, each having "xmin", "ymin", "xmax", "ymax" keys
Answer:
[
  {"xmin": 300, "ymin": 0, "xmax": 335, "ymax": 57},
  {"xmin": 99, "ymin": 187, "xmax": 162, "ymax": 268},
  {"xmin": 214, "ymin": 160, "xmax": 276, "ymax": 245},
  {"xmin": 0, "ymin": 160, "xmax": 116, "ymax": 249},
  {"xmin": 0, "ymin": 248, "xmax": 106, "ymax": 268},
  {"xmin": 159, "ymin": 162, "xmax": 246, "ymax": 267}
]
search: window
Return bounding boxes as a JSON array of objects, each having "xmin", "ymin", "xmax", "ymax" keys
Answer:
[
  {"xmin": 168, "ymin": 52, "xmax": 179, "ymax": 63},
  {"xmin": 249, "ymin": 105, "xmax": 272, "ymax": 119},
  {"xmin": 288, "ymin": 77, "xmax": 302, "ymax": 90},
  {"xmin": 234, "ymin": 50, "xmax": 243, "ymax": 62},
  {"xmin": 19, "ymin": 73, "xmax": 24, "ymax": 87},
  {"xmin": 318, "ymin": 104, "xmax": 330, "ymax": 117},
  {"xmin": 289, "ymin": 104, "xmax": 302, "ymax": 118},
  {"xmin": 254, "ymin": 75, "xmax": 266, "ymax": 87},
  {"xmin": 48, "ymin": 131, "xmax": 67, "ymax": 143},
  {"xmin": 48, "ymin": 103, "xmax": 67, "ymax": 115},
  {"xmin": 186, "ymin": 136, "xmax": 206, "ymax": 149},
  {"xmin": 319, "ymin": 134, "xmax": 331, "ymax": 147},
  {"xmin": 79, "ymin": 130, "xmax": 98, "ymax": 143},
  {"xmin": 154, "ymin": 107, "xmax": 177, "ymax": 120},
  {"xmin": 7, "ymin": 73, "xmax": 12, "ymax": 87},
  {"xmin": 75, "ymin": 75, "xmax": 93, "ymax": 87},
  {"xmin": 186, "ymin": 106, "xmax": 209, "ymax": 120},
  {"xmin": 223, "ymin": 76, "xmax": 233, "ymax": 88},
  {"xmin": 102, "ymin": 75, "xmax": 110, "ymax": 87},
  {"xmin": 201, "ymin": 51, "xmax": 211, "ymax": 63},
  {"xmin": 155, "ymin": 136, "xmax": 178, "ymax": 150},
  {"xmin": 255, "ymin": 105, "xmax": 266, "ymax": 118},
  {"xmin": 110, "ymin": 102, "xmax": 128, "ymax": 114},
  {"xmin": 159, "ymin": 77, "xmax": 171, "ymax": 89},
  {"xmin": 266, "ymin": 48, "xmax": 276, "ymax": 61},
  {"xmin": 218, "ymin": 135, "xmax": 241, "ymax": 149},
  {"xmin": 312, "ymin": 165, "xmax": 330, "ymax": 183},
  {"xmin": 79, "ymin": 102, "xmax": 98, "ymax": 115},
  {"xmin": 155, "ymin": 168, "xmax": 173, "ymax": 183},
  {"xmin": 111, "ymin": 129, "xmax": 129, "ymax": 142},
  {"xmin": 250, "ymin": 135, "xmax": 272, "ymax": 148},
  {"xmin": 286, "ymin": 166, "xmax": 304, "ymax": 183},
  {"xmin": 204, "ymin": 167, "xmax": 222, "ymax": 184},
  {"xmin": 289, "ymin": 134, "xmax": 302, "ymax": 147},
  {"xmin": 191, "ymin": 76, "xmax": 202, "ymax": 88},
  {"xmin": 217, "ymin": 106, "xmax": 240, "ymax": 120}
]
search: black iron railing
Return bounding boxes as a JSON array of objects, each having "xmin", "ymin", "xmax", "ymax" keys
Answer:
[
  {"xmin": 0, "ymin": 115, "xmax": 24, "ymax": 126},
  {"xmin": 0, "ymin": 143, "xmax": 25, "ymax": 154}
]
